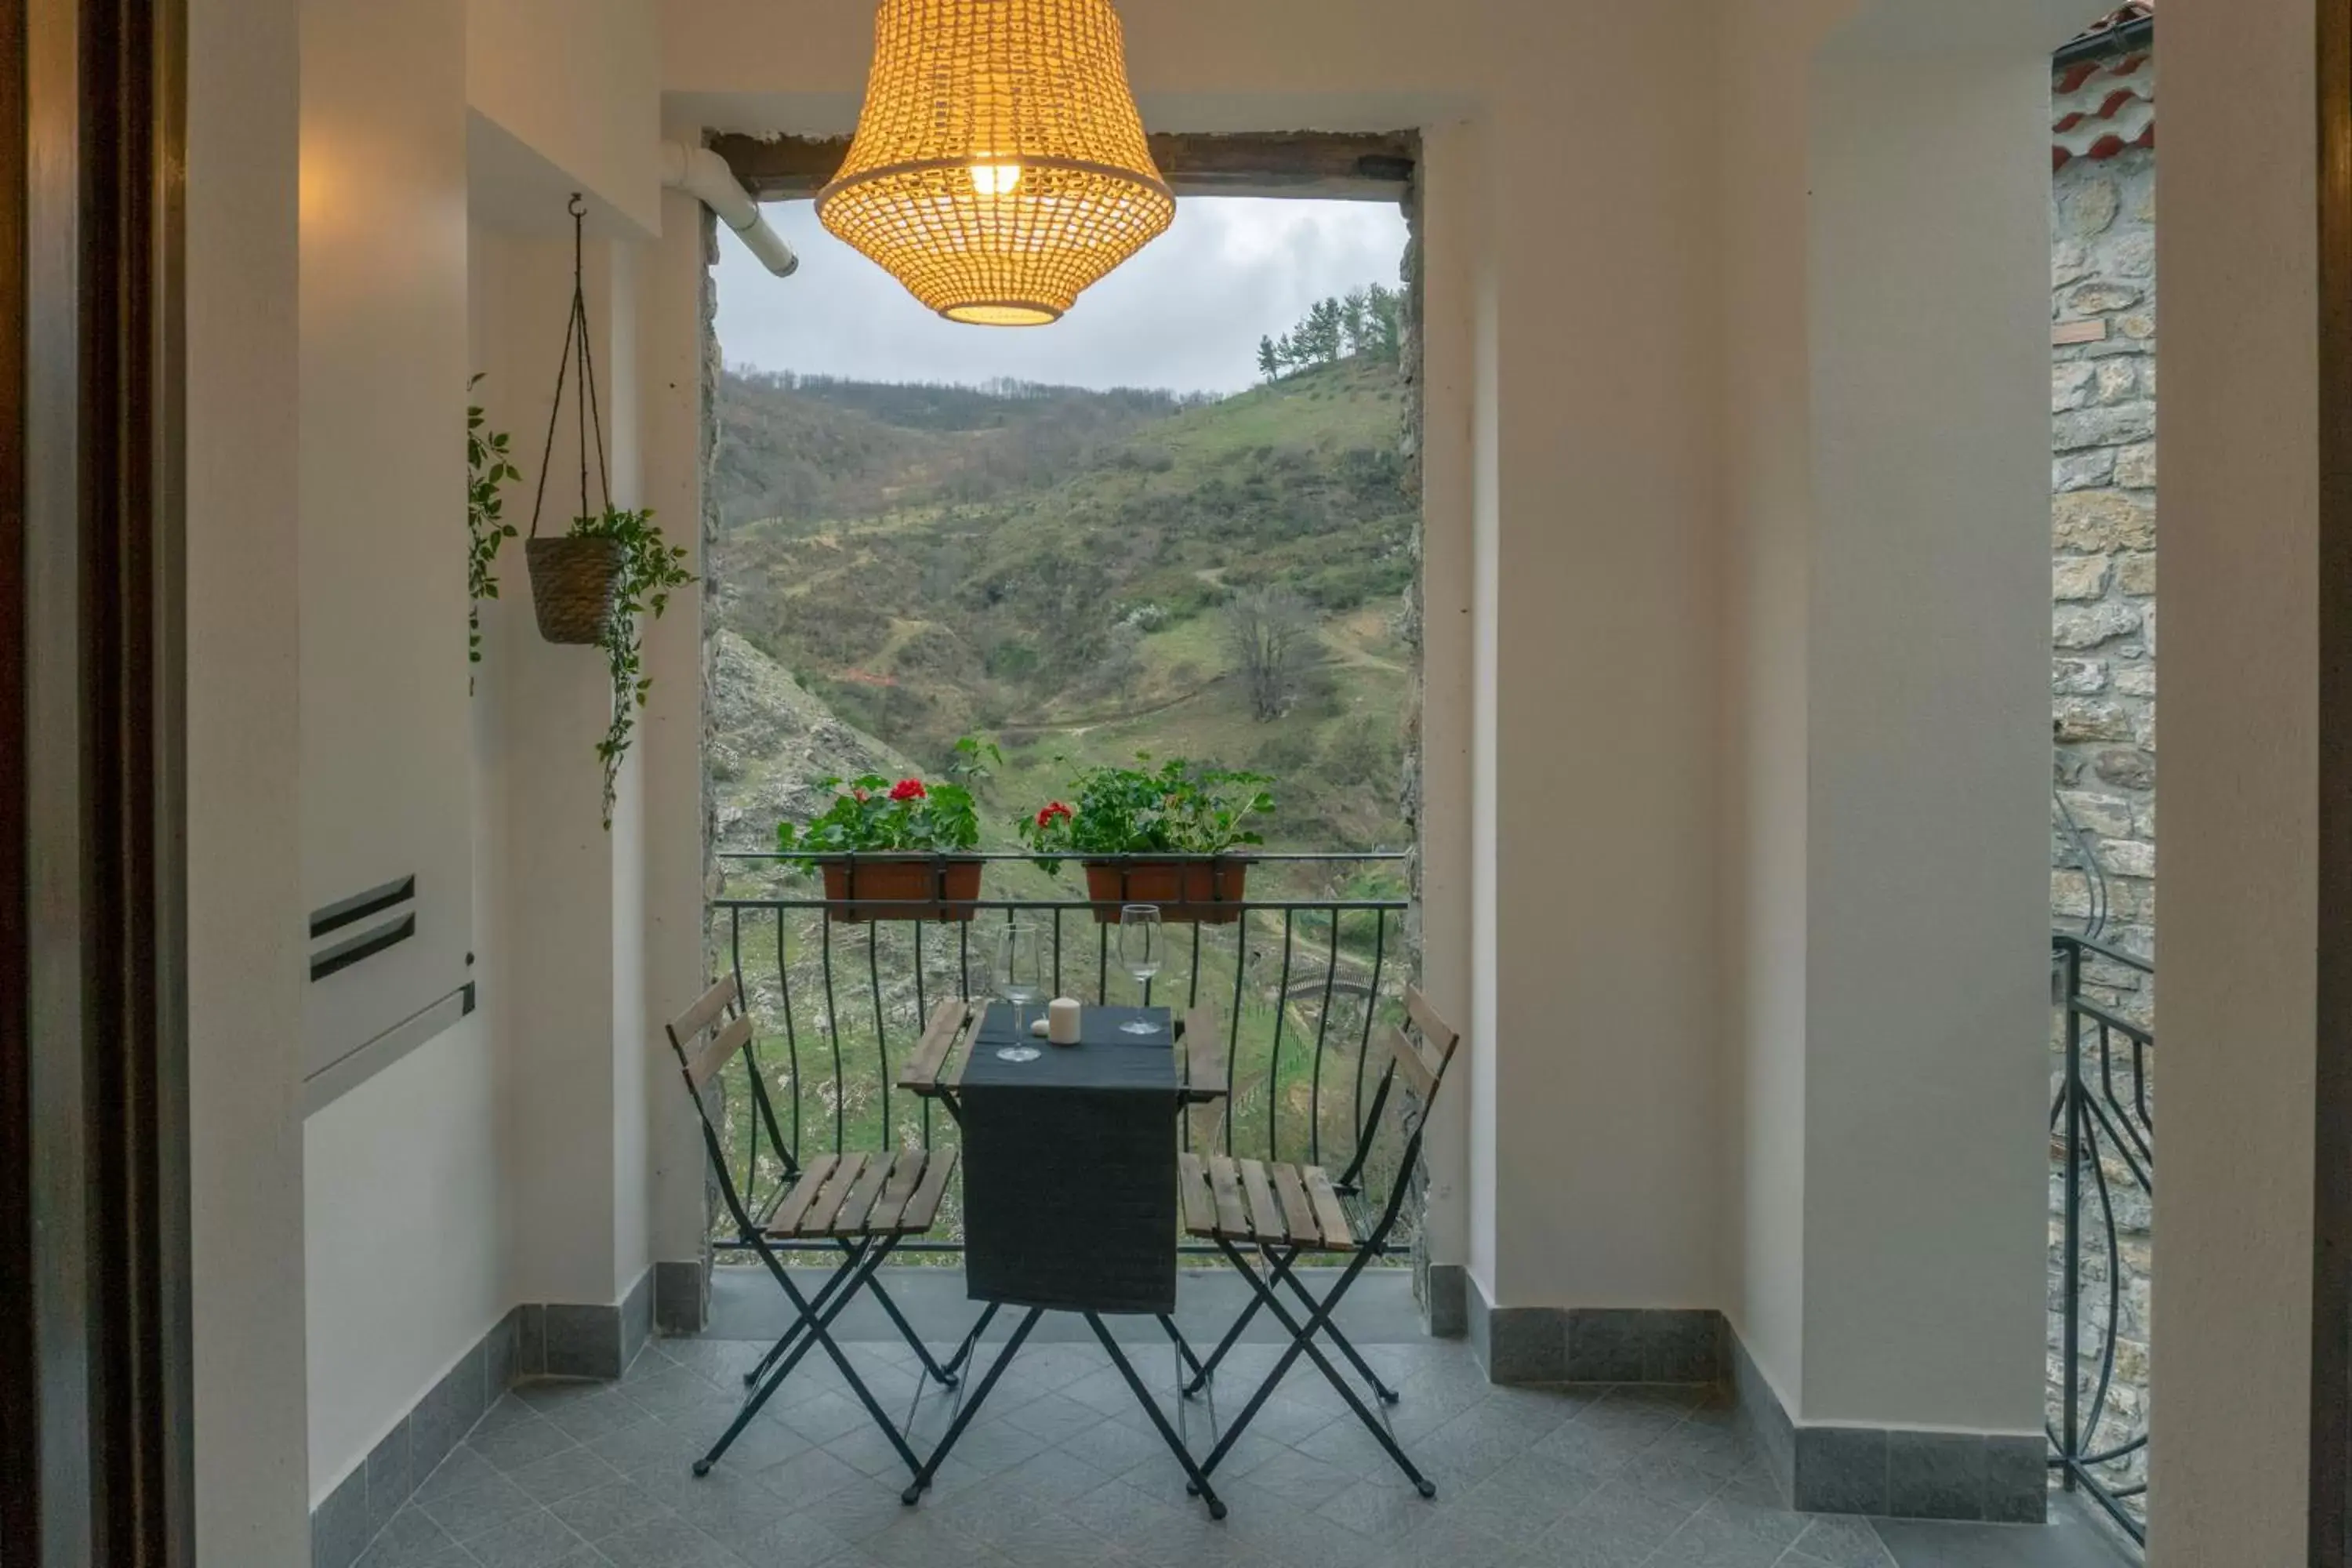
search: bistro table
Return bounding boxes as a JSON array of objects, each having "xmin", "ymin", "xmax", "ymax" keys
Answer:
[{"xmin": 897, "ymin": 997, "xmax": 1231, "ymax": 1516}]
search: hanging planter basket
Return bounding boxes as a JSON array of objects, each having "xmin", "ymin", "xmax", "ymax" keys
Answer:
[
  {"xmin": 524, "ymin": 536, "xmax": 622, "ymax": 644},
  {"xmin": 525, "ymin": 193, "xmax": 624, "ymax": 648}
]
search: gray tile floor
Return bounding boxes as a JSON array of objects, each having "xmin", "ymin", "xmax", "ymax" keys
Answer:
[{"xmin": 349, "ymin": 1273, "xmax": 2140, "ymax": 1568}]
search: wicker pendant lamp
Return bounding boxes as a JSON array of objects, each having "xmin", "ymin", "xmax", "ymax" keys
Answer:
[{"xmin": 818, "ymin": 0, "xmax": 1175, "ymax": 326}]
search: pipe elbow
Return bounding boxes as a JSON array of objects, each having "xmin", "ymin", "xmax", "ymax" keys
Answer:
[{"xmin": 660, "ymin": 140, "xmax": 798, "ymax": 278}]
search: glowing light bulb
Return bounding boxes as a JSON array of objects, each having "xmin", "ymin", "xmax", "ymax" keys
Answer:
[{"xmin": 968, "ymin": 162, "xmax": 1022, "ymax": 196}]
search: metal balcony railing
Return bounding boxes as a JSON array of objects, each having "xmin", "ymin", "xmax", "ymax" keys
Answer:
[
  {"xmin": 2050, "ymin": 931, "xmax": 2154, "ymax": 1550},
  {"xmin": 706, "ymin": 850, "xmax": 1420, "ymax": 1263}
]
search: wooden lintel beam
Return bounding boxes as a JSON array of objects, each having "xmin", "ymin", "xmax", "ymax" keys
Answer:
[{"xmin": 709, "ymin": 130, "xmax": 1418, "ymax": 203}]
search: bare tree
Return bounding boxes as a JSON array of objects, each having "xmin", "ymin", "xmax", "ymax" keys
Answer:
[{"xmin": 1223, "ymin": 587, "xmax": 1318, "ymax": 721}]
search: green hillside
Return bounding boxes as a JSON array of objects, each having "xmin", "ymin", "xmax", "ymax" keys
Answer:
[{"xmin": 710, "ymin": 355, "xmax": 1417, "ymax": 865}]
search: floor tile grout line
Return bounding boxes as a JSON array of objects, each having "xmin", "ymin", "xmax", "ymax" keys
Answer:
[{"xmin": 390, "ymin": 1336, "xmax": 2093, "ymax": 1568}]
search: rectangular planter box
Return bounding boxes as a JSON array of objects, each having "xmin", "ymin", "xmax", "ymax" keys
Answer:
[
  {"xmin": 819, "ymin": 857, "xmax": 982, "ymax": 922},
  {"xmin": 1082, "ymin": 859, "xmax": 1250, "ymax": 924}
]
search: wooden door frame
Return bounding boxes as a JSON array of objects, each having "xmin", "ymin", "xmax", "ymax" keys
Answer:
[
  {"xmin": 2, "ymin": 0, "xmax": 193, "ymax": 1563},
  {"xmin": 2320, "ymin": 0, "xmax": 2352, "ymax": 1560}
]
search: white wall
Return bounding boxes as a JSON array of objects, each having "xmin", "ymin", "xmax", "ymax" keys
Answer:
[
  {"xmin": 1465, "ymin": 111, "xmax": 1503, "ymax": 1298},
  {"xmin": 470, "ymin": 0, "xmax": 662, "ymax": 237},
  {"xmin": 302, "ymin": 1028, "xmax": 506, "ymax": 1490},
  {"xmin": 641, "ymin": 183, "xmax": 723, "ymax": 1274},
  {"xmin": 476, "ymin": 228, "xmax": 635, "ymax": 1311},
  {"xmin": 603, "ymin": 235, "xmax": 657, "ymax": 1296},
  {"xmin": 1413, "ymin": 115, "xmax": 1482, "ymax": 1279},
  {"xmin": 1718, "ymin": 0, "xmax": 1825, "ymax": 1417},
  {"xmin": 297, "ymin": 0, "xmax": 474, "ymax": 1083},
  {"xmin": 2147, "ymin": 0, "xmax": 2321, "ymax": 1557},
  {"xmin": 1480, "ymin": 20, "xmax": 1721, "ymax": 1310},
  {"xmin": 296, "ymin": 0, "xmax": 502, "ymax": 1506},
  {"xmin": 188, "ymin": 0, "xmax": 312, "ymax": 1552},
  {"xmin": 1799, "ymin": 38, "xmax": 2055, "ymax": 1433},
  {"xmin": 1714, "ymin": 0, "xmax": 2085, "ymax": 1437}
]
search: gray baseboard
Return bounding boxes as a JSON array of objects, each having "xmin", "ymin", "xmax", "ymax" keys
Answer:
[
  {"xmin": 1417, "ymin": 1260, "xmax": 1468, "ymax": 1338},
  {"xmin": 1464, "ymin": 1272, "xmax": 1727, "ymax": 1385},
  {"xmin": 655, "ymin": 1257, "xmax": 710, "ymax": 1334},
  {"xmin": 310, "ymin": 1306, "xmax": 518, "ymax": 1568},
  {"xmin": 310, "ymin": 1272, "xmax": 660, "ymax": 1568},
  {"xmin": 1726, "ymin": 1327, "xmax": 2046, "ymax": 1523},
  {"xmin": 1457, "ymin": 1281, "xmax": 2035, "ymax": 1524},
  {"xmin": 1729, "ymin": 1327, "xmax": 1795, "ymax": 1482},
  {"xmin": 532, "ymin": 1269, "xmax": 656, "ymax": 1381}
]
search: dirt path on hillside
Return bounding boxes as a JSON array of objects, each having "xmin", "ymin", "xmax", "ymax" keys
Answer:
[{"xmin": 991, "ymin": 672, "xmax": 1233, "ymax": 738}]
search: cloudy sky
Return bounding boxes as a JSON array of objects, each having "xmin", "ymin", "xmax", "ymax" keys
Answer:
[{"xmin": 713, "ymin": 198, "xmax": 1408, "ymax": 396}]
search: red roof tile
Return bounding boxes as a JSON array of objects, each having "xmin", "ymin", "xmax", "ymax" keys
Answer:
[{"xmin": 2053, "ymin": 8, "xmax": 2154, "ymax": 172}]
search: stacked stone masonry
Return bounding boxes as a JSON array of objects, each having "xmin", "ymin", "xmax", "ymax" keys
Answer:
[
  {"xmin": 2049, "ymin": 99, "xmax": 2157, "ymax": 989},
  {"xmin": 2045, "ymin": 37, "xmax": 2155, "ymax": 1525}
]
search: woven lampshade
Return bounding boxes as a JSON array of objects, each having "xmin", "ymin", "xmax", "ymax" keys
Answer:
[{"xmin": 818, "ymin": 0, "xmax": 1175, "ymax": 326}]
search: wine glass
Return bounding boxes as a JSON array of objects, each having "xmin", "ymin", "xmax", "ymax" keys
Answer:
[
  {"xmin": 993, "ymin": 921, "xmax": 1044, "ymax": 1062},
  {"xmin": 1118, "ymin": 905, "xmax": 1163, "ymax": 1033}
]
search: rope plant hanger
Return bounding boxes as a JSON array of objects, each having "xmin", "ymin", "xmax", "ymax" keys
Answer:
[
  {"xmin": 818, "ymin": 0, "xmax": 1175, "ymax": 326},
  {"xmin": 524, "ymin": 194, "xmax": 695, "ymax": 826},
  {"xmin": 524, "ymin": 194, "xmax": 623, "ymax": 645}
]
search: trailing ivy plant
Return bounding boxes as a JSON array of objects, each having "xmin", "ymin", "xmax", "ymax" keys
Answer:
[
  {"xmin": 466, "ymin": 377, "xmax": 519, "ymax": 691},
  {"xmin": 571, "ymin": 504, "xmax": 695, "ymax": 826}
]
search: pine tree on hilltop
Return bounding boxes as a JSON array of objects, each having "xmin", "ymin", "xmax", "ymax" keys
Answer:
[
  {"xmin": 1255, "ymin": 283, "xmax": 1408, "ymax": 383},
  {"xmin": 1366, "ymin": 283, "xmax": 1403, "ymax": 364},
  {"xmin": 1341, "ymin": 289, "xmax": 1370, "ymax": 356},
  {"xmin": 1307, "ymin": 298, "xmax": 1342, "ymax": 364}
]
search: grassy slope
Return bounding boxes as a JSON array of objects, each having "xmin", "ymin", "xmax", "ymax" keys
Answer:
[
  {"xmin": 706, "ymin": 365, "xmax": 1423, "ymax": 1251},
  {"xmin": 714, "ymin": 356, "xmax": 1416, "ymax": 893}
]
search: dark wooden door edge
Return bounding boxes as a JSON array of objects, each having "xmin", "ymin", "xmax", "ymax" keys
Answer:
[
  {"xmin": 5, "ymin": 0, "xmax": 194, "ymax": 1562},
  {"xmin": 2316, "ymin": 0, "xmax": 2352, "ymax": 1561},
  {"xmin": 0, "ymin": 0, "xmax": 32, "ymax": 1555}
]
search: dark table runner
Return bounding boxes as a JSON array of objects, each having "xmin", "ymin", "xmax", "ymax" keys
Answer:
[{"xmin": 959, "ymin": 1004, "xmax": 1181, "ymax": 1315}]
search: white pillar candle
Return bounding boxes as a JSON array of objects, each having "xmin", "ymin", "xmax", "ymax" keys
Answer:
[{"xmin": 1047, "ymin": 996, "xmax": 1082, "ymax": 1045}]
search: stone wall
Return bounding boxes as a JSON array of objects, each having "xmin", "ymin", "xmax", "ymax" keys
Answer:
[
  {"xmin": 2046, "ymin": 42, "xmax": 2156, "ymax": 1522},
  {"xmin": 2050, "ymin": 137, "xmax": 2157, "ymax": 989}
]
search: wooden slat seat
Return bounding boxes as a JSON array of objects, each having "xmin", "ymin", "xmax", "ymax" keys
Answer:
[
  {"xmin": 663, "ymin": 980, "xmax": 960, "ymax": 1247},
  {"xmin": 1178, "ymin": 1007, "xmax": 1229, "ymax": 1102},
  {"xmin": 766, "ymin": 1148, "xmax": 961, "ymax": 1240},
  {"xmin": 899, "ymin": 1000, "xmax": 978, "ymax": 1094},
  {"xmin": 1178, "ymin": 1151, "xmax": 1353, "ymax": 1250}
]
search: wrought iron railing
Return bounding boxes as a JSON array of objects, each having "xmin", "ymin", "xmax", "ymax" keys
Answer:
[
  {"xmin": 2050, "ymin": 931, "xmax": 2153, "ymax": 1548},
  {"xmin": 706, "ymin": 850, "xmax": 1417, "ymax": 1261}
]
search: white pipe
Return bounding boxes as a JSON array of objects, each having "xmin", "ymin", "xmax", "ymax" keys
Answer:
[{"xmin": 660, "ymin": 140, "xmax": 797, "ymax": 277}]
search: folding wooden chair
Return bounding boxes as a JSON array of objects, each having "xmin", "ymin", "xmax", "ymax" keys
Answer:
[
  {"xmin": 1176, "ymin": 984, "xmax": 1462, "ymax": 1498},
  {"xmin": 662, "ymin": 977, "xmax": 969, "ymax": 1479}
]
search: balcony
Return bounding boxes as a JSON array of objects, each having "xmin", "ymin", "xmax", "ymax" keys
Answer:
[
  {"xmin": 307, "ymin": 860, "xmax": 2140, "ymax": 1568},
  {"xmin": 16, "ymin": 0, "xmax": 2327, "ymax": 1555},
  {"xmin": 310, "ymin": 896, "xmax": 2149, "ymax": 1568}
]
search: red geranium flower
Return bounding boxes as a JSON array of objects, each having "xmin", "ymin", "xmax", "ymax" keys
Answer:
[
  {"xmin": 889, "ymin": 778, "xmax": 927, "ymax": 802},
  {"xmin": 1036, "ymin": 801, "xmax": 1073, "ymax": 828}
]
